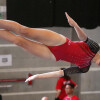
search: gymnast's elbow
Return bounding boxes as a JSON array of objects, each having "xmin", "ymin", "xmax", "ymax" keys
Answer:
[
  {"xmin": 59, "ymin": 70, "xmax": 64, "ymax": 76},
  {"xmin": 80, "ymin": 68, "xmax": 90, "ymax": 73}
]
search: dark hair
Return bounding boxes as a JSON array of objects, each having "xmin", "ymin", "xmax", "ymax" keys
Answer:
[
  {"xmin": 66, "ymin": 83, "xmax": 75, "ymax": 89},
  {"xmin": 60, "ymin": 68, "xmax": 71, "ymax": 80}
]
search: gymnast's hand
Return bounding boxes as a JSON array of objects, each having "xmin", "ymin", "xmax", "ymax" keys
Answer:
[
  {"xmin": 65, "ymin": 12, "xmax": 78, "ymax": 27},
  {"xmin": 25, "ymin": 74, "xmax": 38, "ymax": 82}
]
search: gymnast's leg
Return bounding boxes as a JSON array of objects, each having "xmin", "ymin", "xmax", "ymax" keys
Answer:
[
  {"xmin": 0, "ymin": 29, "xmax": 56, "ymax": 60},
  {"xmin": 0, "ymin": 19, "xmax": 66, "ymax": 46}
]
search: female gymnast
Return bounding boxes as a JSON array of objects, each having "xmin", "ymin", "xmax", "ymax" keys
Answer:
[{"xmin": 0, "ymin": 13, "xmax": 100, "ymax": 82}]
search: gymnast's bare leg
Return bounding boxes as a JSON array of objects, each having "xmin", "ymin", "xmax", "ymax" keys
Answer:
[
  {"xmin": 0, "ymin": 12, "xmax": 88, "ymax": 47},
  {"xmin": 0, "ymin": 19, "xmax": 66, "ymax": 46},
  {"xmin": 0, "ymin": 29, "xmax": 56, "ymax": 60}
]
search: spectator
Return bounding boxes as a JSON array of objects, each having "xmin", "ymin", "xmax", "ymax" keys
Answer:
[
  {"xmin": 55, "ymin": 70, "xmax": 77, "ymax": 100},
  {"xmin": 63, "ymin": 83, "xmax": 79, "ymax": 100}
]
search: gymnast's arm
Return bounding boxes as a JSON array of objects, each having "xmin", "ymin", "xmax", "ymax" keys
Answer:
[
  {"xmin": 65, "ymin": 12, "xmax": 87, "ymax": 41},
  {"xmin": 25, "ymin": 66, "xmax": 90, "ymax": 82},
  {"xmin": 25, "ymin": 70, "xmax": 64, "ymax": 82}
]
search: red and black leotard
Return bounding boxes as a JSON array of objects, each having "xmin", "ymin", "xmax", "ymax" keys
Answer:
[{"xmin": 48, "ymin": 37, "xmax": 100, "ymax": 76}]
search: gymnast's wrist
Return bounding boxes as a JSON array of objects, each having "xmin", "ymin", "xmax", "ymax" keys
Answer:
[
  {"xmin": 74, "ymin": 23, "xmax": 80, "ymax": 29},
  {"xmin": 74, "ymin": 23, "xmax": 78, "ymax": 28}
]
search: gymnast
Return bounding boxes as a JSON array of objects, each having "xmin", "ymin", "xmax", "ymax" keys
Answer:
[{"xmin": 0, "ymin": 12, "xmax": 100, "ymax": 82}]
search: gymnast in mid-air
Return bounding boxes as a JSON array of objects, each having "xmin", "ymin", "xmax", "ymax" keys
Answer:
[{"xmin": 0, "ymin": 12, "xmax": 100, "ymax": 82}]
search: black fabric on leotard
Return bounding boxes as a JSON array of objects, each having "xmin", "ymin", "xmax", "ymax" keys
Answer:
[
  {"xmin": 63, "ymin": 37, "xmax": 100, "ymax": 76},
  {"xmin": 84, "ymin": 38, "xmax": 100, "ymax": 54},
  {"xmin": 63, "ymin": 65, "xmax": 90, "ymax": 77}
]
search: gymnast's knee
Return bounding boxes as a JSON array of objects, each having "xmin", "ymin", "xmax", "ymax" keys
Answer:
[
  {"xmin": 13, "ymin": 36, "xmax": 24, "ymax": 46},
  {"xmin": 19, "ymin": 26, "xmax": 30, "ymax": 36}
]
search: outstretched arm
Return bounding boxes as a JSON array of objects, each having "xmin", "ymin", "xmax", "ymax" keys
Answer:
[
  {"xmin": 25, "ymin": 65, "xmax": 89, "ymax": 82},
  {"xmin": 25, "ymin": 70, "xmax": 64, "ymax": 82},
  {"xmin": 65, "ymin": 12, "xmax": 87, "ymax": 41}
]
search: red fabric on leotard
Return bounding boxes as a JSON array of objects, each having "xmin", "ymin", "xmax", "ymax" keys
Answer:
[{"xmin": 47, "ymin": 37, "xmax": 95, "ymax": 68}]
